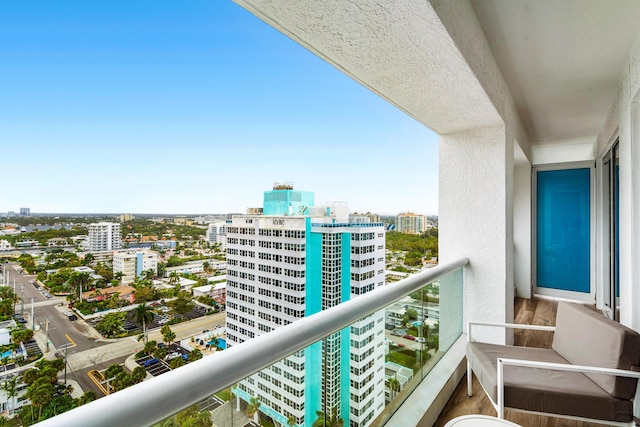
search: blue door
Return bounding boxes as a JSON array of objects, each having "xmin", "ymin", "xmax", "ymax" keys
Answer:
[{"xmin": 536, "ymin": 168, "xmax": 591, "ymax": 293}]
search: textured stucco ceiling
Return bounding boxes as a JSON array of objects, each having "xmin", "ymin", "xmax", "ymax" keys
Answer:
[{"xmin": 472, "ymin": 0, "xmax": 640, "ymax": 144}]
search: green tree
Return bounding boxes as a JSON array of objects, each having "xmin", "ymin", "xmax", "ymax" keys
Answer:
[
  {"xmin": 26, "ymin": 377, "xmax": 55, "ymax": 421},
  {"xmin": 143, "ymin": 341, "xmax": 158, "ymax": 356},
  {"xmin": 133, "ymin": 286, "xmax": 155, "ymax": 303},
  {"xmin": 156, "ymin": 404, "xmax": 212, "ymax": 427},
  {"xmin": 246, "ymin": 397, "xmax": 261, "ymax": 424},
  {"xmin": 187, "ymin": 348, "xmax": 202, "ymax": 362},
  {"xmin": 132, "ymin": 303, "xmax": 155, "ymax": 345},
  {"xmin": 83, "ymin": 253, "xmax": 95, "ymax": 266},
  {"xmin": 405, "ymin": 307, "xmax": 418, "ymax": 320},
  {"xmin": 77, "ymin": 391, "xmax": 97, "ymax": 406},
  {"xmin": 95, "ymin": 312, "xmax": 125, "ymax": 338},
  {"xmin": 169, "ymin": 357, "xmax": 186, "ymax": 370},
  {"xmin": 161, "ymin": 325, "xmax": 176, "ymax": 347},
  {"xmin": 0, "ymin": 286, "xmax": 18, "ymax": 316},
  {"xmin": 142, "ymin": 269, "xmax": 155, "ymax": 281},
  {"xmin": 131, "ymin": 366, "xmax": 147, "ymax": 383},
  {"xmin": 167, "ymin": 292, "xmax": 194, "ymax": 315},
  {"xmin": 69, "ymin": 271, "xmax": 91, "ymax": 301},
  {"xmin": 387, "ymin": 377, "xmax": 401, "ymax": 402},
  {"xmin": 312, "ymin": 407, "xmax": 344, "ymax": 427},
  {"xmin": 11, "ymin": 328, "xmax": 34, "ymax": 350},
  {"xmin": 168, "ymin": 271, "xmax": 180, "ymax": 284},
  {"xmin": 153, "ymin": 347, "xmax": 167, "ymax": 361},
  {"xmin": 2, "ymin": 376, "xmax": 18, "ymax": 414}
]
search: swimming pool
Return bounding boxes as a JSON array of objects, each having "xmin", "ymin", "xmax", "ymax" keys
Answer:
[{"xmin": 208, "ymin": 338, "xmax": 226, "ymax": 350}]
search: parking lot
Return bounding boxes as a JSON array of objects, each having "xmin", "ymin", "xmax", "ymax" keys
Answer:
[
  {"xmin": 135, "ymin": 355, "xmax": 171, "ymax": 376},
  {"xmin": 198, "ymin": 395, "xmax": 225, "ymax": 412},
  {"xmin": 89, "ymin": 304, "xmax": 208, "ymax": 336}
]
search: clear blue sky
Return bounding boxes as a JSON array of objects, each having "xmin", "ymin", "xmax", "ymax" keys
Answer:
[{"xmin": 0, "ymin": 1, "xmax": 438, "ymax": 216}]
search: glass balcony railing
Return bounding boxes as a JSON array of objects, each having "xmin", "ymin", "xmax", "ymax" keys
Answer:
[{"xmin": 37, "ymin": 257, "xmax": 467, "ymax": 427}]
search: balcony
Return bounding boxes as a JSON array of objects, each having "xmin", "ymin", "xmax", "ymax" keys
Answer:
[
  {"xmin": 33, "ymin": 1, "xmax": 640, "ymax": 426},
  {"xmin": 37, "ymin": 258, "xmax": 468, "ymax": 426}
]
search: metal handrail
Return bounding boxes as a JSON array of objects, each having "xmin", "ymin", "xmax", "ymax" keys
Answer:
[{"xmin": 38, "ymin": 257, "xmax": 469, "ymax": 427}]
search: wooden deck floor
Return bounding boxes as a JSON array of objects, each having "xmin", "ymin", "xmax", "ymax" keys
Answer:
[{"xmin": 432, "ymin": 297, "xmax": 603, "ymax": 427}]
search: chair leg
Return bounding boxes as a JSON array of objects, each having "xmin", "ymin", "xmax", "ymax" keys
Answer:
[{"xmin": 467, "ymin": 360, "xmax": 473, "ymax": 397}]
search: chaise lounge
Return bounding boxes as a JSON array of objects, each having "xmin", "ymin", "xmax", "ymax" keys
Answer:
[{"xmin": 466, "ymin": 302, "xmax": 640, "ymax": 426}]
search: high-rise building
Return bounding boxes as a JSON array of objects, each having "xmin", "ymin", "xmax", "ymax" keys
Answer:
[
  {"xmin": 118, "ymin": 214, "xmax": 134, "ymax": 222},
  {"xmin": 396, "ymin": 212, "xmax": 427, "ymax": 235},
  {"xmin": 87, "ymin": 222, "xmax": 122, "ymax": 253},
  {"xmin": 226, "ymin": 186, "xmax": 386, "ymax": 427},
  {"xmin": 19, "ymin": 208, "xmax": 30, "ymax": 217},
  {"xmin": 352, "ymin": 211, "xmax": 381, "ymax": 223},
  {"xmin": 205, "ymin": 222, "xmax": 227, "ymax": 249},
  {"xmin": 113, "ymin": 251, "xmax": 158, "ymax": 284}
]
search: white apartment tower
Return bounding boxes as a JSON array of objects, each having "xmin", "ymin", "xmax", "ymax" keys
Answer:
[
  {"xmin": 206, "ymin": 222, "xmax": 227, "ymax": 249},
  {"xmin": 87, "ymin": 222, "xmax": 122, "ymax": 253},
  {"xmin": 113, "ymin": 251, "xmax": 158, "ymax": 284},
  {"xmin": 226, "ymin": 186, "xmax": 386, "ymax": 427},
  {"xmin": 396, "ymin": 212, "xmax": 427, "ymax": 235}
]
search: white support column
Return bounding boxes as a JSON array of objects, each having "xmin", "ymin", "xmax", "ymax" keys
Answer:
[
  {"xmin": 513, "ymin": 142, "xmax": 532, "ymax": 299},
  {"xmin": 439, "ymin": 126, "xmax": 514, "ymax": 344}
]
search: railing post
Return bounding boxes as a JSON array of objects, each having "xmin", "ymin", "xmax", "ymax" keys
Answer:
[{"xmin": 497, "ymin": 358, "xmax": 504, "ymax": 419}]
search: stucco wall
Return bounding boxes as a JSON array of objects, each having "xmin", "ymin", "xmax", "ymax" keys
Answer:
[{"xmin": 439, "ymin": 126, "xmax": 512, "ymax": 343}]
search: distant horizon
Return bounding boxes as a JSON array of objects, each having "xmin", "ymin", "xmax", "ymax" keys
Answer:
[
  {"xmin": 0, "ymin": 210, "xmax": 438, "ymax": 218},
  {"xmin": 1, "ymin": 2, "xmax": 439, "ymax": 216}
]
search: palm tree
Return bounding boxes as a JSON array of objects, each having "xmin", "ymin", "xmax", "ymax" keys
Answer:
[
  {"xmin": 168, "ymin": 271, "xmax": 180, "ymax": 285},
  {"xmin": 161, "ymin": 325, "xmax": 176, "ymax": 347},
  {"xmin": 114, "ymin": 271, "xmax": 124, "ymax": 284},
  {"xmin": 287, "ymin": 415, "xmax": 297, "ymax": 427},
  {"xmin": 69, "ymin": 271, "xmax": 91, "ymax": 301},
  {"xmin": 83, "ymin": 253, "xmax": 95, "ymax": 265},
  {"xmin": 246, "ymin": 397, "xmax": 261, "ymax": 424},
  {"xmin": 388, "ymin": 377, "xmax": 401, "ymax": 402},
  {"xmin": 141, "ymin": 269, "xmax": 155, "ymax": 282},
  {"xmin": 132, "ymin": 303, "xmax": 155, "ymax": 345},
  {"xmin": 11, "ymin": 328, "xmax": 34, "ymax": 353},
  {"xmin": 0, "ymin": 286, "xmax": 18, "ymax": 316},
  {"xmin": 2, "ymin": 376, "xmax": 18, "ymax": 414},
  {"xmin": 312, "ymin": 407, "xmax": 344, "ymax": 427}
]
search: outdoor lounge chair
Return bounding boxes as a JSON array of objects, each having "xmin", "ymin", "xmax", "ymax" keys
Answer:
[{"xmin": 466, "ymin": 302, "xmax": 640, "ymax": 426}]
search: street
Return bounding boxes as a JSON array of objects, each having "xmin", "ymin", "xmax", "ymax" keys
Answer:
[{"xmin": 1, "ymin": 262, "xmax": 227, "ymax": 398}]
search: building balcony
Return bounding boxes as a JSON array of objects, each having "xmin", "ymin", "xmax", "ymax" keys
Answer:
[
  {"xmin": 39, "ymin": 258, "xmax": 469, "ymax": 426},
  {"xmin": 34, "ymin": 1, "xmax": 640, "ymax": 425}
]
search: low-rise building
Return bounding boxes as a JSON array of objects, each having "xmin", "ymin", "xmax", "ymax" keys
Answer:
[
  {"xmin": 384, "ymin": 362, "xmax": 414, "ymax": 404},
  {"xmin": 113, "ymin": 251, "xmax": 158, "ymax": 284},
  {"xmin": 47, "ymin": 238, "xmax": 68, "ymax": 247},
  {"xmin": 193, "ymin": 281, "xmax": 226, "ymax": 302},
  {"xmin": 82, "ymin": 285, "xmax": 136, "ymax": 303}
]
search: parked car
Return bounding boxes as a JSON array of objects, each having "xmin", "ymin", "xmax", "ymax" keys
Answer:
[
  {"xmin": 67, "ymin": 314, "xmax": 78, "ymax": 321},
  {"xmin": 402, "ymin": 334, "xmax": 416, "ymax": 341},
  {"xmin": 143, "ymin": 358, "xmax": 159, "ymax": 367},
  {"xmin": 390, "ymin": 330, "xmax": 403, "ymax": 336}
]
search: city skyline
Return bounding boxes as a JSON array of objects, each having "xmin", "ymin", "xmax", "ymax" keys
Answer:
[{"xmin": 0, "ymin": 1, "xmax": 438, "ymax": 216}]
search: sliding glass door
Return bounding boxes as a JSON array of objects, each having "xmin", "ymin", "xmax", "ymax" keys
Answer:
[{"xmin": 534, "ymin": 164, "xmax": 593, "ymax": 299}]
